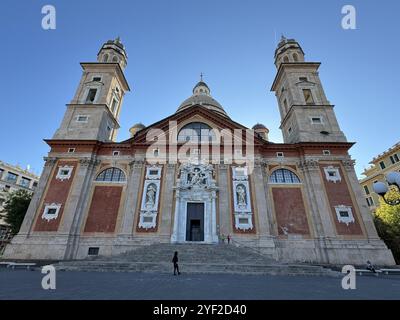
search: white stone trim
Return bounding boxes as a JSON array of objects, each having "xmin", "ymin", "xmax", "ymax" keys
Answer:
[
  {"xmin": 145, "ymin": 166, "xmax": 162, "ymax": 180},
  {"xmin": 56, "ymin": 166, "xmax": 73, "ymax": 181},
  {"xmin": 138, "ymin": 166, "xmax": 163, "ymax": 229},
  {"xmin": 234, "ymin": 212, "xmax": 253, "ymax": 231},
  {"xmin": 231, "ymin": 166, "xmax": 253, "ymax": 230},
  {"xmin": 323, "ymin": 166, "xmax": 341, "ymax": 183},
  {"xmin": 232, "ymin": 166, "xmax": 248, "ymax": 180},
  {"xmin": 334, "ymin": 205, "xmax": 355, "ymax": 226},
  {"xmin": 171, "ymin": 163, "xmax": 218, "ymax": 243},
  {"xmin": 42, "ymin": 203, "xmax": 61, "ymax": 222}
]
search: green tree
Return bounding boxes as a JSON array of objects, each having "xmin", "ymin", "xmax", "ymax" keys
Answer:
[
  {"xmin": 374, "ymin": 189, "xmax": 400, "ymax": 264},
  {"xmin": 3, "ymin": 189, "xmax": 32, "ymax": 235}
]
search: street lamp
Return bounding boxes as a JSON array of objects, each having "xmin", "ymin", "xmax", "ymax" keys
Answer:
[{"xmin": 373, "ymin": 172, "xmax": 400, "ymax": 206}]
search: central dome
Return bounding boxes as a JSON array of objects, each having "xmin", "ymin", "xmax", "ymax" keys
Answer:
[{"xmin": 176, "ymin": 80, "xmax": 228, "ymax": 117}]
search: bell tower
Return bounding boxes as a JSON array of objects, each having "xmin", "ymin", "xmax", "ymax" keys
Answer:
[
  {"xmin": 271, "ymin": 36, "xmax": 346, "ymax": 143},
  {"xmin": 53, "ymin": 38, "xmax": 130, "ymax": 142}
]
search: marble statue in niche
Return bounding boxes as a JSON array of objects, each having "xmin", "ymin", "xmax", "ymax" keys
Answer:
[
  {"xmin": 145, "ymin": 183, "xmax": 157, "ymax": 208},
  {"xmin": 236, "ymin": 184, "xmax": 247, "ymax": 206}
]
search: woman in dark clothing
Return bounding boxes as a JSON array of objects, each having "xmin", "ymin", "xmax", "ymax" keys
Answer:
[{"xmin": 172, "ymin": 251, "xmax": 181, "ymax": 275}]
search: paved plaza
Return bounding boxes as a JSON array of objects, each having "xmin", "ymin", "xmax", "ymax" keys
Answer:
[{"xmin": 1, "ymin": 269, "xmax": 400, "ymax": 300}]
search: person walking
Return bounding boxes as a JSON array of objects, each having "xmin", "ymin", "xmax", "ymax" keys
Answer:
[
  {"xmin": 172, "ymin": 251, "xmax": 181, "ymax": 275},
  {"xmin": 227, "ymin": 234, "xmax": 231, "ymax": 244}
]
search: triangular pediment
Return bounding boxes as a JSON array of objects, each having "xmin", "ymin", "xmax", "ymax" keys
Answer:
[{"xmin": 125, "ymin": 105, "xmax": 266, "ymax": 145}]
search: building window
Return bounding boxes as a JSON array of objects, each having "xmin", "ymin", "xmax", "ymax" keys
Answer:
[
  {"xmin": 102, "ymin": 54, "xmax": 109, "ymax": 62},
  {"xmin": 311, "ymin": 117, "xmax": 323, "ymax": 124},
  {"xmin": 76, "ymin": 115, "xmax": 88, "ymax": 123},
  {"xmin": 276, "ymin": 152, "xmax": 284, "ymax": 158},
  {"xmin": 302, "ymin": 89, "xmax": 314, "ymax": 104},
  {"xmin": 111, "ymin": 98, "xmax": 118, "ymax": 114},
  {"xmin": 178, "ymin": 122, "xmax": 215, "ymax": 143},
  {"xmin": 394, "ymin": 154, "xmax": 400, "ymax": 162},
  {"xmin": 283, "ymin": 99, "xmax": 288, "ymax": 113},
  {"xmin": 363, "ymin": 185, "xmax": 370, "ymax": 195},
  {"xmin": 299, "ymin": 76, "xmax": 307, "ymax": 81},
  {"xmin": 20, "ymin": 177, "xmax": 31, "ymax": 188},
  {"xmin": 32, "ymin": 182, "xmax": 38, "ymax": 189},
  {"xmin": 95, "ymin": 167, "xmax": 126, "ymax": 182},
  {"xmin": 68, "ymin": 148, "xmax": 75, "ymax": 153},
  {"xmin": 88, "ymin": 247, "xmax": 100, "ymax": 256},
  {"xmin": 86, "ymin": 88, "xmax": 97, "ymax": 103},
  {"xmin": 112, "ymin": 151, "xmax": 120, "ymax": 156},
  {"xmin": 293, "ymin": 53, "xmax": 299, "ymax": 62},
  {"xmin": 323, "ymin": 166, "xmax": 341, "ymax": 183},
  {"xmin": 334, "ymin": 205, "xmax": 355, "ymax": 226},
  {"xmin": 269, "ymin": 169, "xmax": 301, "ymax": 184},
  {"xmin": 366, "ymin": 197, "xmax": 374, "ymax": 207},
  {"xmin": 56, "ymin": 166, "xmax": 73, "ymax": 181},
  {"xmin": 288, "ymin": 127, "xmax": 292, "ymax": 135},
  {"xmin": 6, "ymin": 172, "xmax": 18, "ymax": 183},
  {"xmin": 42, "ymin": 203, "xmax": 61, "ymax": 222},
  {"xmin": 323, "ymin": 150, "xmax": 331, "ymax": 155},
  {"xmin": 112, "ymin": 56, "xmax": 118, "ymax": 62},
  {"xmin": 379, "ymin": 161, "xmax": 386, "ymax": 170}
]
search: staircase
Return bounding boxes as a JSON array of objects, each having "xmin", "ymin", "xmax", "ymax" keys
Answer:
[{"xmin": 56, "ymin": 243, "xmax": 339, "ymax": 276}]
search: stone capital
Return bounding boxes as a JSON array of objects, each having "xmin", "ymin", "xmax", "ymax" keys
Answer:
[
  {"xmin": 342, "ymin": 159, "xmax": 356, "ymax": 171},
  {"xmin": 298, "ymin": 158, "xmax": 319, "ymax": 171},
  {"xmin": 43, "ymin": 157, "xmax": 58, "ymax": 167},
  {"xmin": 129, "ymin": 159, "xmax": 145, "ymax": 169}
]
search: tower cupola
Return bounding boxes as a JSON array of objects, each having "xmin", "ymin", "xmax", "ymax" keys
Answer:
[
  {"xmin": 274, "ymin": 36, "xmax": 305, "ymax": 68},
  {"xmin": 97, "ymin": 37, "xmax": 128, "ymax": 70}
]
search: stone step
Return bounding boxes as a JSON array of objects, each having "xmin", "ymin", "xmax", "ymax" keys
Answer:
[{"xmin": 56, "ymin": 261, "xmax": 339, "ymax": 277}]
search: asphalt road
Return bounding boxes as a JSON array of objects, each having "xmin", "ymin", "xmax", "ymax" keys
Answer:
[{"xmin": 1, "ymin": 269, "xmax": 400, "ymax": 300}]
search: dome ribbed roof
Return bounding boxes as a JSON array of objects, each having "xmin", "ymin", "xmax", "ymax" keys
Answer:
[{"xmin": 177, "ymin": 80, "xmax": 228, "ymax": 117}]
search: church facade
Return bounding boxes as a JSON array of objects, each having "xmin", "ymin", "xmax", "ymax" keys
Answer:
[{"xmin": 4, "ymin": 37, "xmax": 395, "ymax": 265}]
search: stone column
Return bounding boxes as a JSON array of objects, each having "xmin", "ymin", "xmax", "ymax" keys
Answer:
[
  {"xmin": 251, "ymin": 160, "xmax": 271, "ymax": 236},
  {"xmin": 342, "ymin": 159, "xmax": 379, "ymax": 239},
  {"xmin": 60, "ymin": 158, "xmax": 99, "ymax": 235},
  {"xmin": 120, "ymin": 160, "xmax": 144, "ymax": 235},
  {"xmin": 211, "ymin": 189, "xmax": 218, "ymax": 243},
  {"xmin": 17, "ymin": 157, "xmax": 57, "ymax": 236},
  {"xmin": 170, "ymin": 189, "xmax": 181, "ymax": 243},
  {"xmin": 217, "ymin": 163, "xmax": 231, "ymax": 237},
  {"xmin": 62, "ymin": 158, "xmax": 99, "ymax": 259},
  {"xmin": 298, "ymin": 158, "xmax": 336, "ymax": 238},
  {"xmin": 158, "ymin": 164, "xmax": 176, "ymax": 236}
]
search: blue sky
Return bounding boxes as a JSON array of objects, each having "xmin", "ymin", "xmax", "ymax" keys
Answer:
[{"xmin": 1, "ymin": 0, "xmax": 399, "ymax": 177}]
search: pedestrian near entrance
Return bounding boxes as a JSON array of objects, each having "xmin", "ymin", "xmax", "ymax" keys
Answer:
[
  {"xmin": 221, "ymin": 234, "xmax": 225, "ymax": 243},
  {"xmin": 172, "ymin": 251, "xmax": 181, "ymax": 275},
  {"xmin": 227, "ymin": 234, "xmax": 231, "ymax": 244}
]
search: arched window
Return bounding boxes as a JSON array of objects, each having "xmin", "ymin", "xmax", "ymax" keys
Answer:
[
  {"xmin": 95, "ymin": 167, "xmax": 126, "ymax": 182},
  {"xmin": 293, "ymin": 53, "xmax": 298, "ymax": 62},
  {"xmin": 112, "ymin": 56, "xmax": 118, "ymax": 62},
  {"xmin": 103, "ymin": 54, "xmax": 109, "ymax": 62},
  {"xmin": 283, "ymin": 56, "xmax": 289, "ymax": 62},
  {"xmin": 177, "ymin": 122, "xmax": 216, "ymax": 142},
  {"xmin": 270, "ymin": 169, "xmax": 300, "ymax": 184}
]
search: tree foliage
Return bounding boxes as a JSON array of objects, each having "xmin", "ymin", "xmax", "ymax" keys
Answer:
[
  {"xmin": 374, "ymin": 189, "xmax": 400, "ymax": 264},
  {"xmin": 3, "ymin": 189, "xmax": 32, "ymax": 235}
]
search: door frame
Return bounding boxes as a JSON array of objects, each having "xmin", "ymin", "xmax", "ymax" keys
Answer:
[{"xmin": 186, "ymin": 202, "xmax": 205, "ymax": 242}]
